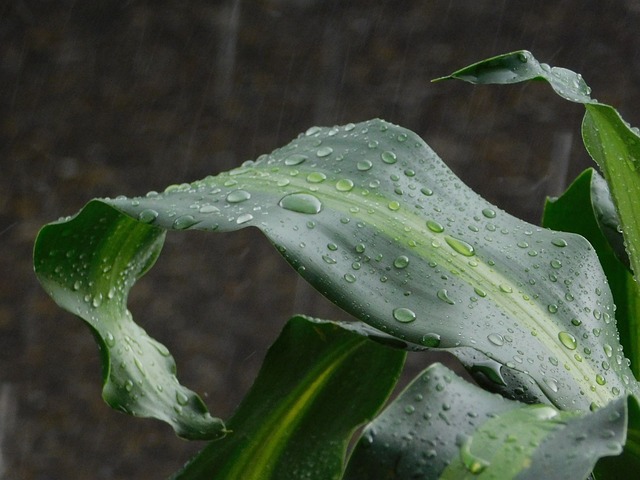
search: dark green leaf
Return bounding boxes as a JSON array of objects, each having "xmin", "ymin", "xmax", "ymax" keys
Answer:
[
  {"xmin": 35, "ymin": 119, "xmax": 639, "ymax": 434},
  {"xmin": 173, "ymin": 315, "xmax": 405, "ymax": 480},
  {"xmin": 544, "ymin": 168, "xmax": 640, "ymax": 380},
  {"xmin": 33, "ymin": 201, "xmax": 225, "ymax": 440},
  {"xmin": 345, "ymin": 363, "xmax": 627, "ymax": 480}
]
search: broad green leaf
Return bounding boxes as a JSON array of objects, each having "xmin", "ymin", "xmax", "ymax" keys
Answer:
[
  {"xmin": 345, "ymin": 363, "xmax": 627, "ymax": 480},
  {"xmin": 34, "ymin": 200, "xmax": 225, "ymax": 440},
  {"xmin": 35, "ymin": 119, "xmax": 639, "ymax": 434},
  {"xmin": 174, "ymin": 315, "xmax": 405, "ymax": 480},
  {"xmin": 440, "ymin": 50, "xmax": 640, "ymax": 359},
  {"xmin": 543, "ymin": 168, "xmax": 640, "ymax": 380}
]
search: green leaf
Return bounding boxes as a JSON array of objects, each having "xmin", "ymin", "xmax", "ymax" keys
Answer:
[
  {"xmin": 543, "ymin": 168, "xmax": 640, "ymax": 380},
  {"xmin": 345, "ymin": 363, "xmax": 627, "ymax": 480},
  {"xmin": 174, "ymin": 315, "xmax": 405, "ymax": 479},
  {"xmin": 34, "ymin": 200, "xmax": 226, "ymax": 440},
  {"xmin": 35, "ymin": 119, "xmax": 639, "ymax": 435}
]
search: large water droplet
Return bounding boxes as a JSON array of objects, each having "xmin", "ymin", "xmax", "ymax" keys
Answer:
[
  {"xmin": 357, "ymin": 160, "xmax": 373, "ymax": 171},
  {"xmin": 278, "ymin": 193, "xmax": 323, "ymax": 214},
  {"xmin": 487, "ymin": 333, "xmax": 504, "ymax": 346},
  {"xmin": 138, "ymin": 209, "xmax": 159, "ymax": 223},
  {"xmin": 393, "ymin": 307, "xmax": 416, "ymax": 323},
  {"xmin": 437, "ymin": 289, "xmax": 455, "ymax": 305},
  {"xmin": 284, "ymin": 154, "xmax": 308, "ymax": 166},
  {"xmin": 381, "ymin": 151, "xmax": 397, "ymax": 164},
  {"xmin": 445, "ymin": 236, "xmax": 475, "ymax": 257},
  {"xmin": 558, "ymin": 331, "xmax": 577, "ymax": 350},
  {"xmin": 316, "ymin": 146, "xmax": 333, "ymax": 157},
  {"xmin": 236, "ymin": 213, "xmax": 253, "ymax": 224},
  {"xmin": 336, "ymin": 178, "xmax": 354, "ymax": 192},
  {"xmin": 173, "ymin": 215, "xmax": 199, "ymax": 230},
  {"xmin": 306, "ymin": 172, "xmax": 327, "ymax": 183},
  {"xmin": 482, "ymin": 208, "xmax": 496, "ymax": 218},
  {"xmin": 393, "ymin": 255, "xmax": 410, "ymax": 269},
  {"xmin": 420, "ymin": 333, "xmax": 441, "ymax": 347},
  {"xmin": 226, "ymin": 189, "xmax": 251, "ymax": 203},
  {"xmin": 426, "ymin": 220, "xmax": 444, "ymax": 233}
]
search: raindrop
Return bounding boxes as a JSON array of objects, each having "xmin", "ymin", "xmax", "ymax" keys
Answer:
[
  {"xmin": 284, "ymin": 154, "xmax": 308, "ymax": 166},
  {"xmin": 550, "ymin": 259, "xmax": 563, "ymax": 269},
  {"xmin": 387, "ymin": 201, "xmax": 400, "ymax": 211},
  {"xmin": 176, "ymin": 391, "xmax": 189, "ymax": 406},
  {"xmin": 487, "ymin": 333, "xmax": 504, "ymax": 346},
  {"xmin": 596, "ymin": 374, "xmax": 606, "ymax": 386},
  {"xmin": 199, "ymin": 205, "xmax": 220, "ymax": 214},
  {"xmin": 474, "ymin": 287, "xmax": 487, "ymax": 298},
  {"xmin": 236, "ymin": 213, "xmax": 253, "ymax": 224},
  {"xmin": 278, "ymin": 193, "xmax": 323, "ymax": 214},
  {"xmin": 393, "ymin": 255, "xmax": 410, "ymax": 269},
  {"xmin": 548, "ymin": 304, "xmax": 558, "ymax": 314},
  {"xmin": 482, "ymin": 208, "xmax": 496, "ymax": 219},
  {"xmin": 426, "ymin": 220, "xmax": 444, "ymax": 233},
  {"xmin": 105, "ymin": 332, "xmax": 116, "ymax": 347},
  {"xmin": 558, "ymin": 331, "xmax": 577, "ymax": 350},
  {"xmin": 138, "ymin": 209, "xmax": 159, "ymax": 223},
  {"xmin": 316, "ymin": 146, "xmax": 333, "ymax": 157},
  {"xmin": 420, "ymin": 333, "xmax": 441, "ymax": 347},
  {"xmin": 381, "ymin": 151, "xmax": 397, "ymax": 164},
  {"xmin": 306, "ymin": 172, "xmax": 327, "ymax": 183},
  {"xmin": 437, "ymin": 289, "xmax": 455, "ymax": 305},
  {"xmin": 226, "ymin": 189, "xmax": 251, "ymax": 203},
  {"xmin": 336, "ymin": 179, "xmax": 355, "ymax": 192},
  {"xmin": 552, "ymin": 238, "xmax": 568, "ymax": 247},
  {"xmin": 357, "ymin": 160, "xmax": 373, "ymax": 171},
  {"xmin": 393, "ymin": 307, "xmax": 416, "ymax": 323},
  {"xmin": 421, "ymin": 187, "xmax": 434, "ymax": 196},
  {"xmin": 344, "ymin": 273, "xmax": 356, "ymax": 283},
  {"xmin": 499, "ymin": 284, "xmax": 513, "ymax": 293},
  {"xmin": 173, "ymin": 215, "xmax": 199, "ymax": 230},
  {"xmin": 445, "ymin": 236, "xmax": 475, "ymax": 257}
]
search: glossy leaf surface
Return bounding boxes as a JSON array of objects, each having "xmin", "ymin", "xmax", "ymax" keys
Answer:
[
  {"xmin": 35, "ymin": 119, "xmax": 639, "ymax": 440},
  {"xmin": 544, "ymin": 168, "xmax": 640, "ymax": 379},
  {"xmin": 345, "ymin": 363, "xmax": 627, "ymax": 480},
  {"xmin": 174, "ymin": 315, "xmax": 405, "ymax": 479}
]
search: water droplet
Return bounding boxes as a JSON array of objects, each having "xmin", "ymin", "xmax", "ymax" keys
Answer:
[
  {"xmin": 596, "ymin": 374, "xmax": 606, "ymax": 386},
  {"xmin": 199, "ymin": 205, "xmax": 220, "ymax": 214},
  {"xmin": 284, "ymin": 154, "xmax": 308, "ymax": 166},
  {"xmin": 460, "ymin": 436, "xmax": 490, "ymax": 475},
  {"xmin": 393, "ymin": 307, "xmax": 416, "ymax": 323},
  {"xmin": 344, "ymin": 273, "xmax": 356, "ymax": 283},
  {"xmin": 487, "ymin": 333, "xmax": 504, "ymax": 346},
  {"xmin": 603, "ymin": 344, "xmax": 613, "ymax": 357},
  {"xmin": 236, "ymin": 213, "xmax": 253, "ymax": 224},
  {"xmin": 357, "ymin": 160, "xmax": 373, "ymax": 171},
  {"xmin": 482, "ymin": 208, "xmax": 496, "ymax": 218},
  {"xmin": 124, "ymin": 379, "xmax": 134, "ymax": 392},
  {"xmin": 426, "ymin": 220, "xmax": 444, "ymax": 233},
  {"xmin": 387, "ymin": 201, "xmax": 400, "ymax": 211},
  {"xmin": 322, "ymin": 255, "xmax": 336, "ymax": 264},
  {"xmin": 306, "ymin": 172, "xmax": 327, "ymax": 183},
  {"xmin": 558, "ymin": 331, "xmax": 577, "ymax": 350},
  {"xmin": 550, "ymin": 259, "xmax": 563, "ymax": 269},
  {"xmin": 393, "ymin": 255, "xmax": 410, "ymax": 269},
  {"xmin": 552, "ymin": 238, "xmax": 568, "ymax": 247},
  {"xmin": 278, "ymin": 192, "xmax": 323, "ymax": 214},
  {"xmin": 305, "ymin": 126, "xmax": 321, "ymax": 136},
  {"xmin": 381, "ymin": 151, "xmax": 397, "ymax": 164},
  {"xmin": 548, "ymin": 304, "xmax": 558, "ymax": 314},
  {"xmin": 420, "ymin": 333, "xmax": 441, "ymax": 347},
  {"xmin": 226, "ymin": 189, "xmax": 251, "ymax": 203},
  {"xmin": 138, "ymin": 209, "xmax": 159, "ymax": 223},
  {"xmin": 445, "ymin": 236, "xmax": 475, "ymax": 257},
  {"xmin": 437, "ymin": 289, "xmax": 455, "ymax": 305},
  {"xmin": 173, "ymin": 215, "xmax": 199, "ymax": 230},
  {"xmin": 474, "ymin": 287, "xmax": 487, "ymax": 298},
  {"xmin": 176, "ymin": 391, "xmax": 189, "ymax": 406},
  {"xmin": 336, "ymin": 178, "xmax": 354, "ymax": 192},
  {"xmin": 499, "ymin": 284, "xmax": 513, "ymax": 293},
  {"xmin": 316, "ymin": 146, "xmax": 333, "ymax": 157},
  {"xmin": 105, "ymin": 332, "xmax": 116, "ymax": 347}
]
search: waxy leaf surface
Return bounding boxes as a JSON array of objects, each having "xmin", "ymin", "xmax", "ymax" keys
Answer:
[{"xmin": 174, "ymin": 315, "xmax": 405, "ymax": 479}]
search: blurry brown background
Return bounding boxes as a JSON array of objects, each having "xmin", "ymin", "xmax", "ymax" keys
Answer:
[{"xmin": 2, "ymin": 0, "xmax": 640, "ymax": 478}]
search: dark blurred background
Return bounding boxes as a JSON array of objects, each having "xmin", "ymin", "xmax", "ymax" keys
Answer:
[{"xmin": 2, "ymin": 0, "xmax": 640, "ymax": 478}]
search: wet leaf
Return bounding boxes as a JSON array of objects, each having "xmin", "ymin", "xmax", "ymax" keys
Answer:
[
  {"xmin": 35, "ymin": 119, "xmax": 639, "ymax": 437},
  {"xmin": 174, "ymin": 315, "xmax": 405, "ymax": 479},
  {"xmin": 544, "ymin": 168, "xmax": 640, "ymax": 380},
  {"xmin": 345, "ymin": 363, "xmax": 627, "ymax": 480},
  {"xmin": 34, "ymin": 201, "xmax": 225, "ymax": 440}
]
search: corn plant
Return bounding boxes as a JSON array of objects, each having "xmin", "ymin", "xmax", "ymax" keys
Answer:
[{"xmin": 34, "ymin": 51, "xmax": 640, "ymax": 479}]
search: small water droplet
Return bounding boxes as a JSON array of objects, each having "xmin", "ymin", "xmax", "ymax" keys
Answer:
[
  {"xmin": 344, "ymin": 273, "xmax": 356, "ymax": 283},
  {"xmin": 388, "ymin": 201, "xmax": 400, "ymax": 211},
  {"xmin": 226, "ymin": 189, "xmax": 251, "ymax": 203},
  {"xmin": 499, "ymin": 284, "xmax": 513, "ymax": 293},
  {"xmin": 474, "ymin": 287, "xmax": 487, "ymax": 298},
  {"xmin": 236, "ymin": 213, "xmax": 253, "ymax": 224},
  {"xmin": 437, "ymin": 289, "xmax": 455, "ymax": 305},
  {"xmin": 173, "ymin": 215, "xmax": 199, "ymax": 230},
  {"xmin": 552, "ymin": 238, "xmax": 568, "ymax": 247},
  {"xmin": 487, "ymin": 333, "xmax": 504, "ymax": 346},
  {"xmin": 550, "ymin": 259, "xmax": 563, "ymax": 269},
  {"xmin": 393, "ymin": 307, "xmax": 416, "ymax": 323},
  {"xmin": 105, "ymin": 332, "xmax": 116, "ymax": 347},
  {"xmin": 393, "ymin": 255, "xmax": 410, "ymax": 269},
  {"xmin": 357, "ymin": 160, "xmax": 373, "ymax": 171},
  {"xmin": 278, "ymin": 192, "xmax": 323, "ymax": 214},
  {"xmin": 176, "ymin": 391, "xmax": 189, "ymax": 406},
  {"xmin": 596, "ymin": 374, "xmax": 606, "ymax": 386},
  {"xmin": 558, "ymin": 331, "xmax": 577, "ymax": 350},
  {"xmin": 548, "ymin": 304, "xmax": 558, "ymax": 314},
  {"xmin": 199, "ymin": 205, "xmax": 220, "ymax": 214}
]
